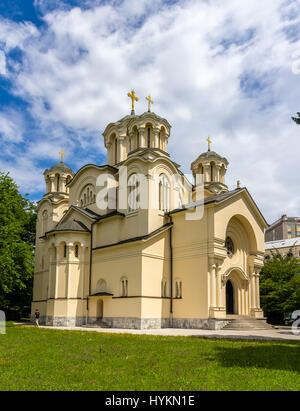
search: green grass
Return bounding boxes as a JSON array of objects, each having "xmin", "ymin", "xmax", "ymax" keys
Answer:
[{"xmin": 0, "ymin": 323, "xmax": 300, "ymax": 391}]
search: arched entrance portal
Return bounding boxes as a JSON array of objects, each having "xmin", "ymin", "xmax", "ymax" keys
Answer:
[
  {"xmin": 226, "ymin": 280, "xmax": 234, "ymax": 314},
  {"xmin": 97, "ymin": 299, "xmax": 103, "ymax": 320}
]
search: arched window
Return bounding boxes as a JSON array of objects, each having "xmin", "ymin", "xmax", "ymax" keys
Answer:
[
  {"xmin": 63, "ymin": 244, "xmax": 67, "ymax": 258},
  {"xmin": 161, "ymin": 280, "xmax": 167, "ymax": 298},
  {"xmin": 42, "ymin": 210, "xmax": 48, "ymax": 234},
  {"xmin": 147, "ymin": 127, "xmax": 151, "ymax": 148},
  {"xmin": 80, "ymin": 184, "xmax": 96, "ymax": 208},
  {"xmin": 159, "ymin": 174, "xmax": 170, "ymax": 212},
  {"xmin": 210, "ymin": 164, "xmax": 214, "ymax": 182},
  {"xmin": 75, "ymin": 244, "xmax": 79, "ymax": 258},
  {"xmin": 56, "ymin": 174, "xmax": 60, "ymax": 192},
  {"xmin": 128, "ymin": 174, "xmax": 138, "ymax": 212},
  {"xmin": 115, "ymin": 137, "xmax": 118, "ymax": 163},
  {"xmin": 121, "ymin": 278, "xmax": 128, "ymax": 297},
  {"xmin": 175, "ymin": 281, "xmax": 182, "ymax": 298}
]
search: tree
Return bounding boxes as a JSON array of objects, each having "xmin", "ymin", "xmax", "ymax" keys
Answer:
[
  {"xmin": 260, "ymin": 250, "xmax": 300, "ymax": 324},
  {"xmin": 0, "ymin": 172, "xmax": 36, "ymax": 315},
  {"xmin": 292, "ymin": 113, "xmax": 300, "ymax": 124}
]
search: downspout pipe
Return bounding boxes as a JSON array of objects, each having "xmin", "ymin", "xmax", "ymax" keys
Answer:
[
  {"xmin": 87, "ymin": 219, "xmax": 97, "ymax": 322},
  {"xmin": 168, "ymin": 214, "xmax": 173, "ymax": 328}
]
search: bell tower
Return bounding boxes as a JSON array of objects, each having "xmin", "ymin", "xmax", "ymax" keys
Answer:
[
  {"xmin": 43, "ymin": 150, "xmax": 74, "ymax": 196},
  {"xmin": 191, "ymin": 138, "xmax": 229, "ymax": 196},
  {"xmin": 103, "ymin": 113, "xmax": 171, "ymax": 166}
]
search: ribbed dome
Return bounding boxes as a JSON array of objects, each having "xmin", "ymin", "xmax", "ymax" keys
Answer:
[
  {"xmin": 46, "ymin": 162, "xmax": 74, "ymax": 174},
  {"xmin": 196, "ymin": 151, "xmax": 228, "ymax": 164}
]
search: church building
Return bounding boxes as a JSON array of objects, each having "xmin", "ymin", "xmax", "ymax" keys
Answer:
[{"xmin": 31, "ymin": 93, "xmax": 268, "ymax": 329}]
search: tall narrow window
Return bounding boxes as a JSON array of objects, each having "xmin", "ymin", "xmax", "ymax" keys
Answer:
[
  {"xmin": 159, "ymin": 174, "xmax": 170, "ymax": 212},
  {"xmin": 121, "ymin": 278, "xmax": 128, "ymax": 297},
  {"xmin": 42, "ymin": 210, "xmax": 48, "ymax": 234},
  {"xmin": 56, "ymin": 175, "xmax": 60, "ymax": 191},
  {"xmin": 64, "ymin": 245, "xmax": 67, "ymax": 258},
  {"xmin": 175, "ymin": 281, "xmax": 182, "ymax": 298},
  {"xmin": 162, "ymin": 280, "xmax": 167, "ymax": 297},
  {"xmin": 115, "ymin": 138, "xmax": 118, "ymax": 163},
  {"xmin": 210, "ymin": 164, "xmax": 214, "ymax": 182},
  {"xmin": 128, "ymin": 174, "xmax": 138, "ymax": 212},
  {"xmin": 75, "ymin": 245, "xmax": 79, "ymax": 258},
  {"xmin": 147, "ymin": 128, "xmax": 151, "ymax": 148}
]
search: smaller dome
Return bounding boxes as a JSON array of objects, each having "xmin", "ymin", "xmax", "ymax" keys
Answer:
[
  {"xmin": 196, "ymin": 151, "xmax": 228, "ymax": 165},
  {"xmin": 45, "ymin": 163, "xmax": 74, "ymax": 175}
]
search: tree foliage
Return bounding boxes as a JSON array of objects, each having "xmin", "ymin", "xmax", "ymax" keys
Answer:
[
  {"xmin": 292, "ymin": 112, "xmax": 300, "ymax": 124},
  {"xmin": 260, "ymin": 250, "xmax": 300, "ymax": 324},
  {"xmin": 0, "ymin": 172, "xmax": 36, "ymax": 312}
]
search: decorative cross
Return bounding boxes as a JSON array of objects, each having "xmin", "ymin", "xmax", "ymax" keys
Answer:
[
  {"xmin": 59, "ymin": 149, "xmax": 66, "ymax": 163},
  {"xmin": 206, "ymin": 137, "xmax": 212, "ymax": 151},
  {"xmin": 128, "ymin": 90, "xmax": 139, "ymax": 113},
  {"xmin": 146, "ymin": 95, "xmax": 154, "ymax": 112}
]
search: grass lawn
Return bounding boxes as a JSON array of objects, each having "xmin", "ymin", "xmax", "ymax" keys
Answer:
[{"xmin": 0, "ymin": 323, "xmax": 299, "ymax": 391}]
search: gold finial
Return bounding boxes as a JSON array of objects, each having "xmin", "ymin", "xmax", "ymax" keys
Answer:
[
  {"xmin": 206, "ymin": 137, "xmax": 212, "ymax": 151},
  {"xmin": 59, "ymin": 149, "xmax": 66, "ymax": 163},
  {"xmin": 145, "ymin": 95, "xmax": 154, "ymax": 112},
  {"xmin": 128, "ymin": 90, "xmax": 139, "ymax": 114}
]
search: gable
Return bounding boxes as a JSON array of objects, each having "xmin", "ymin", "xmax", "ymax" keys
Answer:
[
  {"xmin": 58, "ymin": 206, "xmax": 96, "ymax": 230},
  {"xmin": 214, "ymin": 189, "xmax": 268, "ymax": 252}
]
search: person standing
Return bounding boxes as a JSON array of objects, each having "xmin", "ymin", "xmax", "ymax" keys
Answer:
[{"xmin": 34, "ymin": 309, "xmax": 40, "ymax": 327}]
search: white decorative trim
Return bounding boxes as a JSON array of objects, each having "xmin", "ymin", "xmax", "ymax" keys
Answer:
[{"xmin": 222, "ymin": 266, "xmax": 249, "ymax": 283}]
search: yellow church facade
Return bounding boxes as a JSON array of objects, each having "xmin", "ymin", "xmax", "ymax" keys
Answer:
[{"xmin": 31, "ymin": 101, "xmax": 268, "ymax": 329}]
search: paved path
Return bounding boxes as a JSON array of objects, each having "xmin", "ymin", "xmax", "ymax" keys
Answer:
[{"xmin": 18, "ymin": 323, "xmax": 300, "ymax": 341}]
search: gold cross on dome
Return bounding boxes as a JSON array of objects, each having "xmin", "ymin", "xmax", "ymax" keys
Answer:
[
  {"xmin": 59, "ymin": 149, "xmax": 66, "ymax": 163},
  {"xmin": 146, "ymin": 95, "xmax": 154, "ymax": 112},
  {"xmin": 206, "ymin": 137, "xmax": 212, "ymax": 151},
  {"xmin": 128, "ymin": 90, "xmax": 139, "ymax": 113}
]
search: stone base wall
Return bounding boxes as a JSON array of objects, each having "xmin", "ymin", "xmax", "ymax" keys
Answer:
[
  {"xmin": 31, "ymin": 316, "xmax": 87, "ymax": 327},
  {"xmin": 35, "ymin": 315, "xmax": 229, "ymax": 330},
  {"xmin": 103, "ymin": 317, "xmax": 170, "ymax": 329},
  {"xmin": 172, "ymin": 318, "xmax": 229, "ymax": 330}
]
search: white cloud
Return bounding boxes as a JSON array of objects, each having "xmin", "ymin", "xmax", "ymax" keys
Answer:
[
  {"xmin": 0, "ymin": 50, "xmax": 7, "ymax": 75},
  {"xmin": 0, "ymin": 0, "xmax": 300, "ymax": 222},
  {"xmin": 0, "ymin": 110, "xmax": 24, "ymax": 144}
]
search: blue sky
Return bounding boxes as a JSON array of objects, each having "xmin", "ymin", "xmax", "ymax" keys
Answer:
[{"xmin": 0, "ymin": 0, "xmax": 299, "ymax": 223}]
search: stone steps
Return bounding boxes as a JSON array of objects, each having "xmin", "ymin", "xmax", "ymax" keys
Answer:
[
  {"xmin": 82, "ymin": 320, "xmax": 110, "ymax": 329},
  {"xmin": 223, "ymin": 316, "xmax": 273, "ymax": 330}
]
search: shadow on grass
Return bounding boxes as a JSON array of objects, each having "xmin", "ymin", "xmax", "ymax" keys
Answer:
[{"xmin": 211, "ymin": 341, "xmax": 300, "ymax": 372}]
